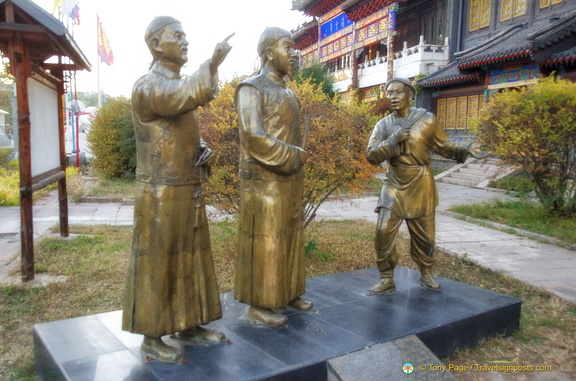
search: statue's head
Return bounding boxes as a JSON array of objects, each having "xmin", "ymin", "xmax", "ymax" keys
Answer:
[
  {"xmin": 385, "ymin": 78, "xmax": 415, "ymax": 112},
  {"xmin": 385, "ymin": 78, "xmax": 415, "ymax": 98},
  {"xmin": 257, "ymin": 27, "xmax": 292, "ymax": 63},
  {"xmin": 145, "ymin": 16, "xmax": 183, "ymax": 64},
  {"xmin": 257, "ymin": 27, "xmax": 296, "ymax": 77}
]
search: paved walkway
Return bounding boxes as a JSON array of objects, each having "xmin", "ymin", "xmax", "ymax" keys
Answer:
[{"xmin": 1, "ymin": 183, "xmax": 575, "ymax": 302}]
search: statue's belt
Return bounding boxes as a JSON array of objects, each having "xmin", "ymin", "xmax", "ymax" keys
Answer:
[
  {"xmin": 136, "ymin": 171, "xmax": 203, "ymax": 185},
  {"xmin": 239, "ymin": 167, "xmax": 302, "ymax": 182}
]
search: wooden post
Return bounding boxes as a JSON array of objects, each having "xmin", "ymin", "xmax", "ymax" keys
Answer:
[
  {"xmin": 54, "ymin": 68, "xmax": 69, "ymax": 238},
  {"xmin": 13, "ymin": 35, "xmax": 34, "ymax": 281}
]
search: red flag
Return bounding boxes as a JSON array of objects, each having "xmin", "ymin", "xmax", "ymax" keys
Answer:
[{"xmin": 97, "ymin": 15, "xmax": 113, "ymax": 65}]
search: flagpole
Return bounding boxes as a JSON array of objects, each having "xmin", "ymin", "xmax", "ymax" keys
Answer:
[{"xmin": 97, "ymin": 14, "xmax": 101, "ymax": 107}]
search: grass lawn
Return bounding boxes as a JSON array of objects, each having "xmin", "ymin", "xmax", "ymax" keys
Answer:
[
  {"xmin": 0, "ymin": 221, "xmax": 574, "ymax": 380},
  {"xmin": 450, "ymin": 198, "xmax": 576, "ymax": 245}
]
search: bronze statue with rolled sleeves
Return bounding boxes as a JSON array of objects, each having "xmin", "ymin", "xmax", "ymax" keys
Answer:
[
  {"xmin": 366, "ymin": 78, "xmax": 489, "ymax": 295},
  {"xmin": 122, "ymin": 16, "xmax": 233, "ymax": 363},
  {"xmin": 233, "ymin": 27, "xmax": 313, "ymax": 327}
]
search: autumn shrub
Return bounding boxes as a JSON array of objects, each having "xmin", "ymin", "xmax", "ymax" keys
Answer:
[
  {"xmin": 197, "ymin": 78, "xmax": 382, "ymax": 227},
  {"xmin": 196, "ymin": 79, "xmax": 240, "ymax": 214},
  {"xmin": 292, "ymin": 79, "xmax": 380, "ymax": 227},
  {"xmin": 87, "ymin": 97, "xmax": 135, "ymax": 178},
  {"xmin": 471, "ymin": 77, "xmax": 576, "ymax": 216}
]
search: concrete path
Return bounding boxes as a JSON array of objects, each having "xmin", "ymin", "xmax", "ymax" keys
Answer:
[{"xmin": 1, "ymin": 182, "xmax": 575, "ymax": 303}]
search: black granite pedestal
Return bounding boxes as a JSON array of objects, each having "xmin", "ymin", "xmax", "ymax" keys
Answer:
[{"xmin": 34, "ymin": 267, "xmax": 521, "ymax": 381}]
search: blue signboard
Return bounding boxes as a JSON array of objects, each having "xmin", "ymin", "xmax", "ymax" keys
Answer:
[{"xmin": 321, "ymin": 13, "xmax": 353, "ymax": 39}]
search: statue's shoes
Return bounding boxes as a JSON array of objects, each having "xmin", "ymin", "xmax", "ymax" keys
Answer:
[
  {"xmin": 419, "ymin": 273, "xmax": 442, "ymax": 293},
  {"xmin": 369, "ymin": 278, "xmax": 396, "ymax": 295},
  {"xmin": 248, "ymin": 306, "xmax": 288, "ymax": 327},
  {"xmin": 141, "ymin": 337, "xmax": 184, "ymax": 363},
  {"xmin": 172, "ymin": 326, "xmax": 226, "ymax": 343},
  {"xmin": 288, "ymin": 297, "xmax": 313, "ymax": 311}
]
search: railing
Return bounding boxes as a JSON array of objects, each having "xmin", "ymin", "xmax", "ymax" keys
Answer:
[{"xmin": 328, "ymin": 35, "xmax": 450, "ymax": 91}]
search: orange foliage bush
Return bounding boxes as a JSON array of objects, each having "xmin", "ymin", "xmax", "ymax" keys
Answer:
[{"xmin": 197, "ymin": 78, "xmax": 384, "ymax": 226}]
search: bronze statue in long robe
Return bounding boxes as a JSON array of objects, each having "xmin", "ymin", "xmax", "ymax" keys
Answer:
[
  {"xmin": 122, "ymin": 59, "xmax": 221, "ymax": 337},
  {"xmin": 234, "ymin": 73, "xmax": 306, "ymax": 308},
  {"xmin": 121, "ymin": 15, "xmax": 232, "ymax": 363},
  {"xmin": 233, "ymin": 27, "xmax": 311, "ymax": 327}
]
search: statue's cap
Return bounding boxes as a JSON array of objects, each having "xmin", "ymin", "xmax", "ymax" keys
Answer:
[
  {"xmin": 386, "ymin": 77, "xmax": 415, "ymax": 93},
  {"xmin": 145, "ymin": 16, "xmax": 180, "ymax": 42},
  {"xmin": 257, "ymin": 27, "xmax": 292, "ymax": 56}
]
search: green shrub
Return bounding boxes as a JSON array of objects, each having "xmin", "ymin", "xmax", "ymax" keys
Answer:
[
  {"xmin": 87, "ymin": 97, "xmax": 135, "ymax": 178},
  {"xmin": 472, "ymin": 77, "xmax": 576, "ymax": 216},
  {"xmin": 491, "ymin": 173, "xmax": 535, "ymax": 195},
  {"xmin": 0, "ymin": 147, "xmax": 13, "ymax": 164},
  {"xmin": 0, "ymin": 163, "xmax": 19, "ymax": 206}
]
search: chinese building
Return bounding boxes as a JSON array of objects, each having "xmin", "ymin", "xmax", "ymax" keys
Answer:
[
  {"xmin": 292, "ymin": 0, "xmax": 453, "ymax": 102},
  {"xmin": 418, "ymin": 0, "xmax": 576, "ymax": 132},
  {"xmin": 292, "ymin": 0, "xmax": 576, "ymax": 134}
]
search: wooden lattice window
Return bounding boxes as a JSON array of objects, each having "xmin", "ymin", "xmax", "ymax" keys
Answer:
[
  {"xmin": 470, "ymin": 0, "xmax": 492, "ymax": 31},
  {"xmin": 501, "ymin": 0, "xmax": 526, "ymax": 21},
  {"xmin": 541, "ymin": 0, "xmax": 563, "ymax": 7},
  {"xmin": 437, "ymin": 95, "xmax": 481, "ymax": 130},
  {"xmin": 437, "ymin": 99, "xmax": 447, "ymax": 127}
]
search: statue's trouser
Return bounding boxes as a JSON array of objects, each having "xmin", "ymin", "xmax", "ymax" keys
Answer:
[{"xmin": 375, "ymin": 208, "xmax": 436, "ymax": 278}]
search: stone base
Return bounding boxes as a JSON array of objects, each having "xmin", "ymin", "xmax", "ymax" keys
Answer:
[
  {"xmin": 327, "ymin": 335, "xmax": 456, "ymax": 381},
  {"xmin": 34, "ymin": 267, "xmax": 521, "ymax": 380},
  {"xmin": 65, "ymin": 152, "xmax": 86, "ymax": 167}
]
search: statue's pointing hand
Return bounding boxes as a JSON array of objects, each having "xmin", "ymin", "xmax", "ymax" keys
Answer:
[{"xmin": 211, "ymin": 33, "xmax": 235, "ymax": 70}]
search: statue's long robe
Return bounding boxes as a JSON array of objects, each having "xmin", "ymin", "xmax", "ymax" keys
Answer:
[
  {"xmin": 234, "ymin": 73, "xmax": 306, "ymax": 308},
  {"xmin": 122, "ymin": 61, "xmax": 222, "ymax": 337}
]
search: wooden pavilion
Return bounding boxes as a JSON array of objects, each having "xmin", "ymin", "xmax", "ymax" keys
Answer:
[{"xmin": 0, "ymin": 0, "xmax": 91, "ymax": 281}]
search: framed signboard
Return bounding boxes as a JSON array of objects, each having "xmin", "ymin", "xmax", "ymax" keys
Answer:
[{"xmin": 28, "ymin": 74, "xmax": 61, "ymax": 178}]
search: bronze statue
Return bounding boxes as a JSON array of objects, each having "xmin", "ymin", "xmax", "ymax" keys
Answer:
[
  {"xmin": 122, "ymin": 16, "xmax": 232, "ymax": 363},
  {"xmin": 366, "ymin": 78, "xmax": 488, "ymax": 294},
  {"xmin": 233, "ymin": 27, "xmax": 312, "ymax": 327}
]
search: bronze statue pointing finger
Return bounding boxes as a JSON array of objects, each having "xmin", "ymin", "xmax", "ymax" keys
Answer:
[{"xmin": 122, "ymin": 16, "xmax": 232, "ymax": 363}]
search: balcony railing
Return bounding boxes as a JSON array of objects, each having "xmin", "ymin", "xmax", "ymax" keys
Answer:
[{"xmin": 329, "ymin": 35, "xmax": 450, "ymax": 92}]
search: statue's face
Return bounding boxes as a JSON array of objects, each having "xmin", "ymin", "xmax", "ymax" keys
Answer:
[
  {"xmin": 158, "ymin": 23, "xmax": 188, "ymax": 67},
  {"xmin": 268, "ymin": 37, "xmax": 297, "ymax": 79},
  {"xmin": 386, "ymin": 82, "xmax": 411, "ymax": 112}
]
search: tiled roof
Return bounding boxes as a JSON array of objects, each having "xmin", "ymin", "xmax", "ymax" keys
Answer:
[
  {"xmin": 456, "ymin": 25, "xmax": 532, "ymax": 70},
  {"xmin": 528, "ymin": 9, "xmax": 576, "ymax": 52},
  {"xmin": 341, "ymin": 0, "xmax": 402, "ymax": 21},
  {"xmin": 456, "ymin": 12, "xmax": 576, "ymax": 71},
  {"xmin": 417, "ymin": 62, "xmax": 480, "ymax": 88},
  {"xmin": 0, "ymin": 0, "xmax": 91, "ymax": 71},
  {"xmin": 541, "ymin": 46, "xmax": 576, "ymax": 68},
  {"xmin": 292, "ymin": 0, "xmax": 347, "ymax": 17}
]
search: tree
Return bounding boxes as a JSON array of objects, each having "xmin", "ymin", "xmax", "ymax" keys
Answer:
[
  {"xmin": 294, "ymin": 62, "xmax": 335, "ymax": 99},
  {"xmin": 198, "ymin": 77, "xmax": 381, "ymax": 227},
  {"xmin": 87, "ymin": 97, "xmax": 135, "ymax": 178},
  {"xmin": 76, "ymin": 92, "xmax": 100, "ymax": 108},
  {"xmin": 471, "ymin": 77, "xmax": 576, "ymax": 216}
]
